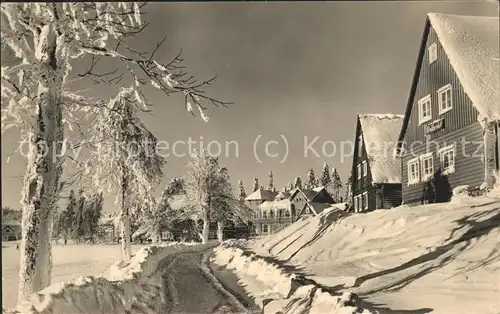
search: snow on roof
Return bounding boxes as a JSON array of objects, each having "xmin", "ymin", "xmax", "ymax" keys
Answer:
[
  {"xmin": 275, "ymin": 190, "xmax": 291, "ymax": 200},
  {"xmin": 428, "ymin": 13, "xmax": 500, "ymax": 121},
  {"xmin": 245, "ymin": 188, "xmax": 278, "ymax": 201},
  {"xmin": 259, "ymin": 199, "xmax": 292, "ymax": 211},
  {"xmin": 359, "ymin": 114, "xmax": 404, "ymax": 184},
  {"xmin": 312, "ymin": 187, "xmax": 323, "ymax": 192},
  {"xmin": 307, "ymin": 202, "xmax": 333, "ymax": 215}
]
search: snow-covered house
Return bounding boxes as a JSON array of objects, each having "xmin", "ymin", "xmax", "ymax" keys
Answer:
[
  {"xmin": 2, "ymin": 221, "xmax": 21, "ymax": 241},
  {"xmin": 245, "ymin": 187, "xmax": 279, "ymax": 235},
  {"xmin": 351, "ymin": 114, "xmax": 404, "ymax": 212},
  {"xmin": 395, "ymin": 13, "xmax": 500, "ymax": 205},
  {"xmin": 289, "ymin": 187, "xmax": 336, "ymax": 218}
]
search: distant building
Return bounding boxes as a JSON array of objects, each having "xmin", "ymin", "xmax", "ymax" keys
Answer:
[
  {"xmin": 2, "ymin": 222, "xmax": 21, "ymax": 241},
  {"xmin": 245, "ymin": 187, "xmax": 279, "ymax": 235},
  {"xmin": 251, "ymin": 186, "xmax": 336, "ymax": 235},
  {"xmin": 289, "ymin": 187, "xmax": 336, "ymax": 219},
  {"xmin": 395, "ymin": 13, "xmax": 500, "ymax": 204},
  {"xmin": 351, "ymin": 114, "xmax": 404, "ymax": 212}
]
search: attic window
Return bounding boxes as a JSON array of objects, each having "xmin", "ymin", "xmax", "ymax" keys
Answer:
[
  {"xmin": 357, "ymin": 164, "xmax": 362, "ymax": 179},
  {"xmin": 428, "ymin": 42, "xmax": 437, "ymax": 64},
  {"xmin": 362, "ymin": 161, "xmax": 367, "ymax": 177},
  {"xmin": 418, "ymin": 94, "xmax": 432, "ymax": 125}
]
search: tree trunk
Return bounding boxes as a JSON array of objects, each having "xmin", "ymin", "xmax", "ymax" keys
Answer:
[
  {"xmin": 121, "ymin": 170, "xmax": 132, "ymax": 262},
  {"xmin": 18, "ymin": 62, "xmax": 64, "ymax": 302},
  {"xmin": 217, "ymin": 221, "xmax": 224, "ymax": 243}
]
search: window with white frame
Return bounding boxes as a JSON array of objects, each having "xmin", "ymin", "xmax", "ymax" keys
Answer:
[
  {"xmin": 418, "ymin": 95, "xmax": 432, "ymax": 124},
  {"xmin": 262, "ymin": 210, "xmax": 267, "ymax": 219},
  {"xmin": 438, "ymin": 84, "xmax": 453, "ymax": 114},
  {"xmin": 357, "ymin": 164, "xmax": 362, "ymax": 179},
  {"xmin": 305, "ymin": 206, "xmax": 310, "ymax": 214},
  {"xmin": 262, "ymin": 224, "xmax": 269, "ymax": 234},
  {"xmin": 420, "ymin": 152, "xmax": 434, "ymax": 181},
  {"xmin": 362, "ymin": 161, "xmax": 367, "ymax": 177},
  {"xmin": 428, "ymin": 42, "xmax": 437, "ymax": 64},
  {"xmin": 363, "ymin": 192, "xmax": 368, "ymax": 210},
  {"xmin": 284, "ymin": 210, "xmax": 290, "ymax": 218},
  {"xmin": 407, "ymin": 157, "xmax": 420, "ymax": 185},
  {"xmin": 439, "ymin": 144, "xmax": 455, "ymax": 175},
  {"xmin": 354, "ymin": 195, "xmax": 359, "ymax": 212}
]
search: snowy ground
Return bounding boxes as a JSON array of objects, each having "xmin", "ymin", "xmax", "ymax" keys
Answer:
[
  {"xmin": 1, "ymin": 242, "xmax": 144, "ymax": 309},
  {"xmin": 250, "ymin": 197, "xmax": 500, "ymax": 314}
]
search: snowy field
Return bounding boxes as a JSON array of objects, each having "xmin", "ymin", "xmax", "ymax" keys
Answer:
[
  {"xmin": 251, "ymin": 197, "xmax": 500, "ymax": 314},
  {"xmin": 1, "ymin": 242, "xmax": 144, "ymax": 309}
]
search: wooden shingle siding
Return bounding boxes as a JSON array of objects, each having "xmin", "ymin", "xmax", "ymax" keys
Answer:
[
  {"xmin": 402, "ymin": 122, "xmax": 485, "ymax": 204},
  {"xmin": 382, "ymin": 184, "xmax": 402, "ymax": 208},
  {"xmin": 405, "ymin": 25, "xmax": 479, "ymax": 146}
]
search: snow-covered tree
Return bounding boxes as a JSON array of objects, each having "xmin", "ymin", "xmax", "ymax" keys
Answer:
[
  {"xmin": 345, "ymin": 175, "xmax": 352, "ymax": 210},
  {"xmin": 136, "ymin": 178, "xmax": 186, "ymax": 243},
  {"xmin": 306, "ymin": 169, "xmax": 318, "ymax": 189},
  {"xmin": 319, "ymin": 163, "xmax": 332, "ymax": 188},
  {"xmin": 90, "ymin": 96, "xmax": 166, "ymax": 261},
  {"xmin": 74, "ymin": 189, "xmax": 86, "ymax": 243},
  {"xmin": 332, "ymin": 168, "xmax": 342, "ymax": 203},
  {"xmin": 237, "ymin": 180, "xmax": 247, "ymax": 201},
  {"xmin": 267, "ymin": 170, "xmax": 274, "ymax": 191},
  {"xmin": 294, "ymin": 176, "xmax": 302, "ymax": 189},
  {"xmin": 211, "ymin": 168, "xmax": 252, "ymax": 243},
  {"xmin": 185, "ymin": 150, "xmax": 220, "ymax": 243},
  {"xmin": 252, "ymin": 177, "xmax": 259, "ymax": 192},
  {"xmin": 1, "ymin": 3, "xmax": 229, "ymax": 300}
]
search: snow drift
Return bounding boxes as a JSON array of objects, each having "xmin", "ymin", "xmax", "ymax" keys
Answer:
[
  {"xmin": 251, "ymin": 196, "xmax": 500, "ymax": 314},
  {"xmin": 212, "ymin": 245, "xmax": 373, "ymax": 314},
  {"xmin": 6, "ymin": 242, "xmax": 212, "ymax": 314}
]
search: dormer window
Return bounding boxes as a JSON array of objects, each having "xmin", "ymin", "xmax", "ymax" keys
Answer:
[
  {"xmin": 428, "ymin": 42, "xmax": 437, "ymax": 64},
  {"xmin": 418, "ymin": 94, "xmax": 432, "ymax": 125}
]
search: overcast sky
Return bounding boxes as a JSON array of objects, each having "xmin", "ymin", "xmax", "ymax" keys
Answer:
[{"xmin": 1, "ymin": 1, "xmax": 498, "ymax": 212}]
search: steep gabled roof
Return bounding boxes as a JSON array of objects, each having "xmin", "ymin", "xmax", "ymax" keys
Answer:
[
  {"xmin": 245, "ymin": 188, "xmax": 278, "ymax": 201},
  {"xmin": 290, "ymin": 187, "xmax": 333, "ymax": 203},
  {"xmin": 429, "ymin": 13, "xmax": 500, "ymax": 121},
  {"xmin": 358, "ymin": 114, "xmax": 404, "ymax": 184},
  {"xmin": 397, "ymin": 13, "xmax": 500, "ymax": 151}
]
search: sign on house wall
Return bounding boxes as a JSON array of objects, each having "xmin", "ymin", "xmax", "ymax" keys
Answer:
[{"xmin": 424, "ymin": 118, "xmax": 445, "ymax": 135}]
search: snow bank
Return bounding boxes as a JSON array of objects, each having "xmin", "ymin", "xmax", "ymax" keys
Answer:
[
  {"xmin": 7, "ymin": 242, "xmax": 211, "ymax": 314},
  {"xmin": 212, "ymin": 245, "xmax": 373, "ymax": 314},
  {"xmin": 252, "ymin": 197, "xmax": 500, "ymax": 314}
]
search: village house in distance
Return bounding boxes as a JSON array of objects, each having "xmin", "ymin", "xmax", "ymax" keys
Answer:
[
  {"xmin": 351, "ymin": 114, "xmax": 404, "ymax": 212},
  {"xmin": 244, "ymin": 175, "xmax": 339, "ymax": 235},
  {"xmin": 396, "ymin": 13, "xmax": 500, "ymax": 204}
]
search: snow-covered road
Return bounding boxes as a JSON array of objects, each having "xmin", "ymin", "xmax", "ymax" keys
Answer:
[{"xmin": 159, "ymin": 249, "xmax": 259, "ymax": 314}]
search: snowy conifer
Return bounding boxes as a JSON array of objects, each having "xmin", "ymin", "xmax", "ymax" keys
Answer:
[
  {"xmin": 1, "ymin": 2, "xmax": 229, "ymax": 300},
  {"xmin": 306, "ymin": 169, "xmax": 318, "ymax": 189},
  {"xmin": 267, "ymin": 170, "xmax": 274, "ymax": 191},
  {"xmin": 252, "ymin": 177, "xmax": 259, "ymax": 192},
  {"xmin": 332, "ymin": 168, "xmax": 343, "ymax": 203},
  {"xmin": 319, "ymin": 163, "xmax": 332, "ymax": 188},
  {"xmin": 238, "ymin": 180, "xmax": 247, "ymax": 201},
  {"xmin": 294, "ymin": 176, "xmax": 303, "ymax": 189}
]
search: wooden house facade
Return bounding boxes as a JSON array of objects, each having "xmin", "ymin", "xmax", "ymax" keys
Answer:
[
  {"xmin": 395, "ymin": 13, "xmax": 500, "ymax": 205},
  {"xmin": 351, "ymin": 114, "xmax": 404, "ymax": 212}
]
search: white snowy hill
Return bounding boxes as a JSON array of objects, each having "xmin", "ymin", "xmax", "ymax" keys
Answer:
[{"xmin": 250, "ymin": 195, "xmax": 500, "ymax": 314}]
